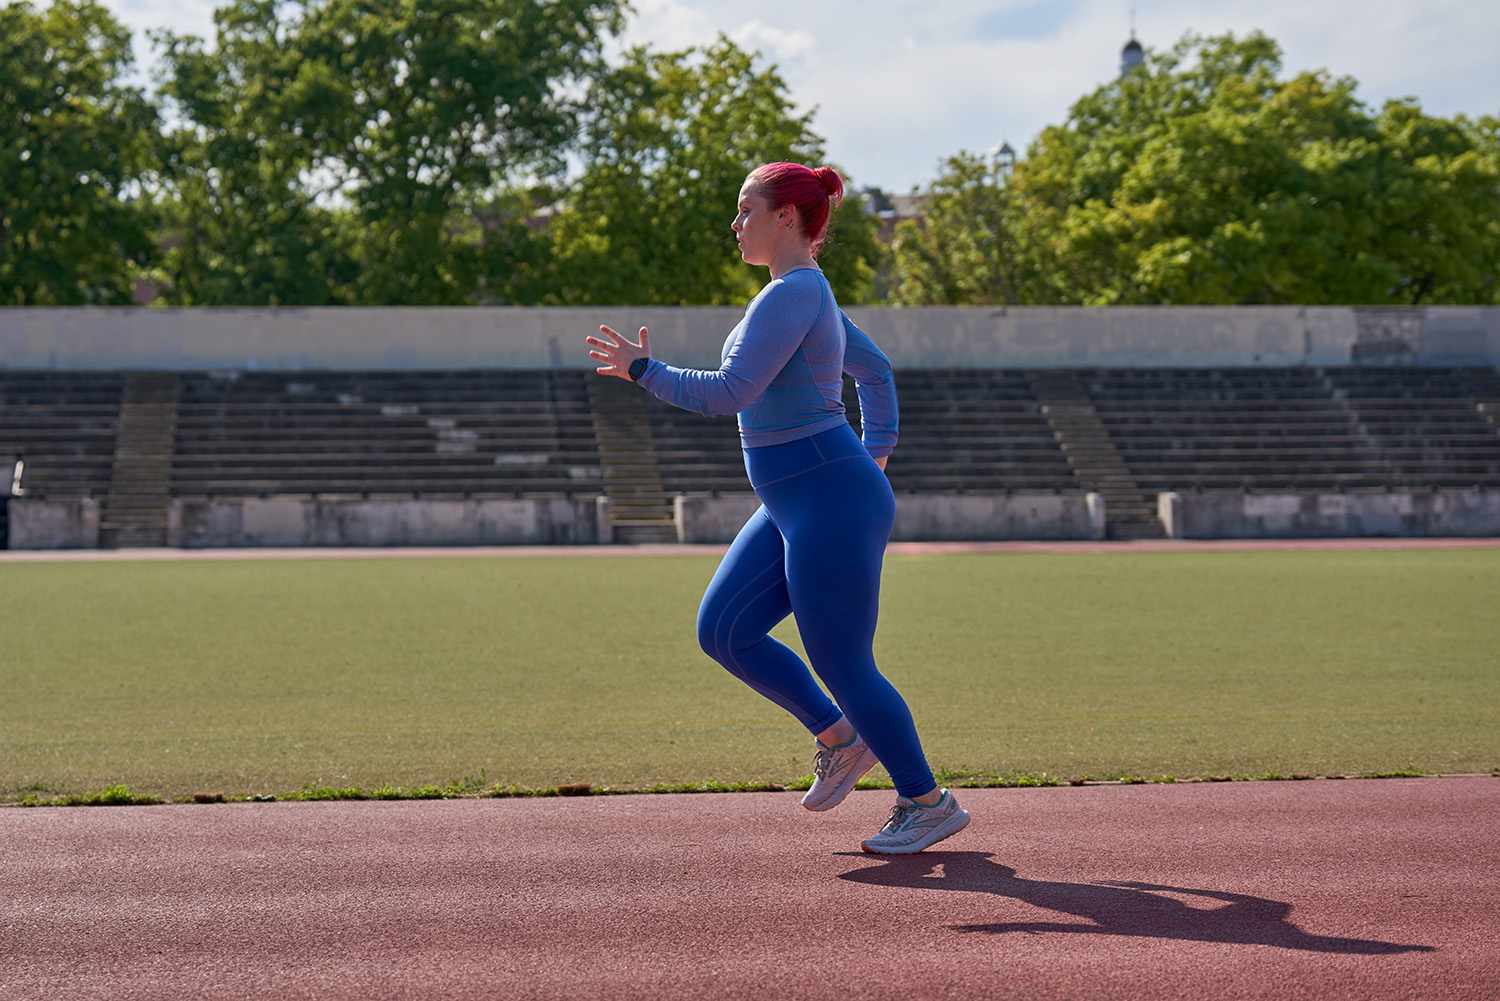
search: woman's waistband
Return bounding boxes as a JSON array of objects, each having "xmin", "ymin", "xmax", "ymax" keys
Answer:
[{"xmin": 743, "ymin": 422, "xmax": 869, "ymax": 491}]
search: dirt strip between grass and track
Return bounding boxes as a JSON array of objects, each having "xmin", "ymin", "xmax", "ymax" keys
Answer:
[
  {"xmin": 3, "ymin": 777, "xmax": 1496, "ymax": 1001},
  {"xmin": 4, "ymin": 536, "xmax": 1500, "ymax": 562}
]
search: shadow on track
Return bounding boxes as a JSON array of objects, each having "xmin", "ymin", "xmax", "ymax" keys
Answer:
[{"xmin": 836, "ymin": 852, "xmax": 1434, "ymax": 955}]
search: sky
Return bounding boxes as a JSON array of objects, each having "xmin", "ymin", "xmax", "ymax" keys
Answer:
[{"xmin": 104, "ymin": 0, "xmax": 1500, "ymax": 194}]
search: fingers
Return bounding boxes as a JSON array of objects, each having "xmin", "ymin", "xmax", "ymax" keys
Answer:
[
  {"xmin": 593, "ymin": 325, "xmax": 647, "ymax": 351},
  {"xmin": 589, "ymin": 324, "xmax": 645, "ymax": 381}
]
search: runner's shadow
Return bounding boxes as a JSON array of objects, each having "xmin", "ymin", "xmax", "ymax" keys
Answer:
[{"xmin": 835, "ymin": 852, "xmax": 1433, "ymax": 954}]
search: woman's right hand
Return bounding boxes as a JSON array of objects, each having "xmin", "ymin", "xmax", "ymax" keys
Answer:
[
  {"xmin": 586, "ymin": 325, "xmax": 650, "ymax": 381},
  {"xmin": 874, "ymin": 456, "xmax": 888, "ymax": 471}
]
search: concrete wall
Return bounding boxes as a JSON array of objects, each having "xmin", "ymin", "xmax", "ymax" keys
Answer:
[
  {"xmin": 168, "ymin": 496, "xmax": 603, "ymax": 547},
  {"xmin": 675, "ymin": 495, "xmax": 763, "ymax": 544},
  {"xmin": 7, "ymin": 498, "xmax": 100, "ymax": 549},
  {"xmin": 675, "ymin": 492, "xmax": 1104, "ymax": 544},
  {"xmin": 5, "ymin": 306, "xmax": 1498, "ymax": 371},
  {"xmin": 1158, "ymin": 490, "xmax": 1500, "ymax": 539}
]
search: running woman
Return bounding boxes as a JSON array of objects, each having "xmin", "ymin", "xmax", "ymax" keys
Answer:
[{"xmin": 584, "ymin": 162, "xmax": 969, "ymax": 854}]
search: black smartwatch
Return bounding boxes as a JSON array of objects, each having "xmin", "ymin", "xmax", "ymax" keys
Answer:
[{"xmin": 628, "ymin": 357, "xmax": 651, "ymax": 382}]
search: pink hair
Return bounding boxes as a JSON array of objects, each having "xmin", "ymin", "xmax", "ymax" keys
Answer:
[{"xmin": 748, "ymin": 162, "xmax": 845, "ymax": 256}]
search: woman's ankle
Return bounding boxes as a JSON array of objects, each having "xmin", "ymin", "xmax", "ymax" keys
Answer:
[
  {"xmin": 815, "ymin": 717, "xmax": 856, "ymax": 748},
  {"xmin": 909, "ymin": 787, "xmax": 943, "ymax": 807}
]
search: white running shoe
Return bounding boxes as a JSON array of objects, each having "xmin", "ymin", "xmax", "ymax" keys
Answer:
[
  {"xmin": 800, "ymin": 734, "xmax": 879, "ymax": 812},
  {"xmin": 860, "ymin": 788, "xmax": 971, "ymax": 854}
]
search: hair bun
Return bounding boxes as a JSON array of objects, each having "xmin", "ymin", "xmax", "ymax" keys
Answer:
[{"xmin": 813, "ymin": 166, "xmax": 844, "ymax": 204}]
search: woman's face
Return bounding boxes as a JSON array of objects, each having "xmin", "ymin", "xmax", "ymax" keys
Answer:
[{"xmin": 731, "ymin": 183, "xmax": 791, "ymax": 267}]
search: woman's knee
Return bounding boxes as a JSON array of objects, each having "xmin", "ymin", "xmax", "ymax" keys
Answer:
[{"xmin": 695, "ymin": 600, "xmax": 725, "ymax": 662}]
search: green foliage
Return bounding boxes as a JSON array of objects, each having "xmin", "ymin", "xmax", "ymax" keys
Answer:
[
  {"xmin": 19, "ymin": 783, "xmax": 163, "ymax": 807},
  {"xmin": 151, "ymin": 0, "xmax": 625, "ymax": 305},
  {"xmin": 0, "ymin": 0, "xmax": 160, "ymax": 305},
  {"xmin": 149, "ymin": 2, "xmax": 359, "ymax": 305},
  {"xmin": 530, "ymin": 36, "xmax": 883, "ymax": 306},
  {"xmin": 1003, "ymin": 31, "xmax": 1500, "ymax": 305},
  {"xmin": 9, "ymin": 12, "xmax": 1498, "ymax": 308},
  {"xmin": 888, "ymin": 152, "xmax": 1024, "ymax": 305}
]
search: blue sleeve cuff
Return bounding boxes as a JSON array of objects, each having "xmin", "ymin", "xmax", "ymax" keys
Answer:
[{"xmin": 635, "ymin": 358, "xmax": 663, "ymax": 388}]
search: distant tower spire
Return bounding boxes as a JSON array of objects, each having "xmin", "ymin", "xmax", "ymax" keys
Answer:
[{"xmin": 1120, "ymin": 3, "xmax": 1144, "ymax": 77}]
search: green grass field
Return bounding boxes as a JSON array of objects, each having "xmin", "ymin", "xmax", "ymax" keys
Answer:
[{"xmin": 2, "ymin": 549, "xmax": 1497, "ymax": 803}]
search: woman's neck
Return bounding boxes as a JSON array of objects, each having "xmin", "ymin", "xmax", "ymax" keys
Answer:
[{"xmin": 768, "ymin": 245, "xmax": 818, "ymax": 279}]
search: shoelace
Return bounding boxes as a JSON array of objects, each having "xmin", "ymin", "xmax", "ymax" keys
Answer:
[
  {"xmin": 812, "ymin": 746, "xmax": 834, "ymax": 780},
  {"xmin": 882, "ymin": 802, "xmax": 919, "ymax": 833}
]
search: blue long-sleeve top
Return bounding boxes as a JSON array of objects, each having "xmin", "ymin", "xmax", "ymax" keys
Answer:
[{"xmin": 634, "ymin": 267, "xmax": 900, "ymax": 457}]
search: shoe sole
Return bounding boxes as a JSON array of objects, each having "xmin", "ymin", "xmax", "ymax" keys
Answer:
[
  {"xmin": 861, "ymin": 807, "xmax": 971, "ymax": 854},
  {"xmin": 801, "ymin": 744, "xmax": 880, "ymax": 812}
]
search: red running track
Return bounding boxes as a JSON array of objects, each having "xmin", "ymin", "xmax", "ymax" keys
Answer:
[{"xmin": 3, "ymin": 778, "xmax": 1497, "ymax": 1000}]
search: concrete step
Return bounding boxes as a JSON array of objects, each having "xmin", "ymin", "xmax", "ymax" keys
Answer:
[
  {"xmin": 611, "ymin": 493, "xmax": 672, "ymax": 502},
  {"xmin": 1108, "ymin": 523, "xmax": 1167, "ymax": 541},
  {"xmin": 612, "ymin": 523, "xmax": 678, "ymax": 545},
  {"xmin": 101, "ymin": 526, "xmax": 167, "ymax": 538}
]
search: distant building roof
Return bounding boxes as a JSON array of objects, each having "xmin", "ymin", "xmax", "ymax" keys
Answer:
[{"xmin": 889, "ymin": 193, "xmax": 929, "ymax": 218}]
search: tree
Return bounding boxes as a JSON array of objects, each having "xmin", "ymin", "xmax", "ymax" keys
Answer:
[
  {"xmin": 1374, "ymin": 102, "xmax": 1500, "ymax": 305},
  {"xmin": 149, "ymin": 2, "xmax": 357, "ymax": 305},
  {"xmin": 152, "ymin": 0, "xmax": 625, "ymax": 305},
  {"xmin": 1001, "ymin": 31, "xmax": 1500, "ymax": 305},
  {"xmin": 530, "ymin": 36, "xmax": 883, "ymax": 306},
  {"xmin": 0, "ymin": 0, "xmax": 159, "ymax": 305},
  {"xmin": 887, "ymin": 152, "xmax": 1027, "ymax": 305}
]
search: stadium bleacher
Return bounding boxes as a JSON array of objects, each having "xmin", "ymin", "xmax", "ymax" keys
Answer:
[
  {"xmin": 875, "ymin": 370, "xmax": 1080, "ymax": 493},
  {"xmin": 0, "ymin": 371, "xmax": 123, "ymax": 498},
  {"xmin": 1086, "ymin": 367, "xmax": 1500, "ymax": 492},
  {"xmin": 171, "ymin": 370, "xmax": 603, "ymax": 499},
  {"xmin": 1324, "ymin": 367, "xmax": 1500, "ymax": 489},
  {"xmin": 4, "ymin": 364, "xmax": 1499, "ymax": 546}
]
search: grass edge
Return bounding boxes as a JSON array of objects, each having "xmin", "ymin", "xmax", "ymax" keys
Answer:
[{"xmin": 7, "ymin": 767, "xmax": 1489, "ymax": 808}]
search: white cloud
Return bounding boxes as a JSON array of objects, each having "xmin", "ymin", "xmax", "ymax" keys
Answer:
[
  {"xmin": 729, "ymin": 18, "xmax": 816, "ymax": 63},
  {"xmin": 616, "ymin": 0, "xmax": 718, "ymax": 53}
]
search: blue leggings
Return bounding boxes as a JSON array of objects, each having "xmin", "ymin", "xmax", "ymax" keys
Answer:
[{"xmin": 695, "ymin": 423, "xmax": 937, "ymax": 798}]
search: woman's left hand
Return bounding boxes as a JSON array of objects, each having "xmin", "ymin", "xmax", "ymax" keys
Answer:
[{"xmin": 587, "ymin": 325, "xmax": 650, "ymax": 380}]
